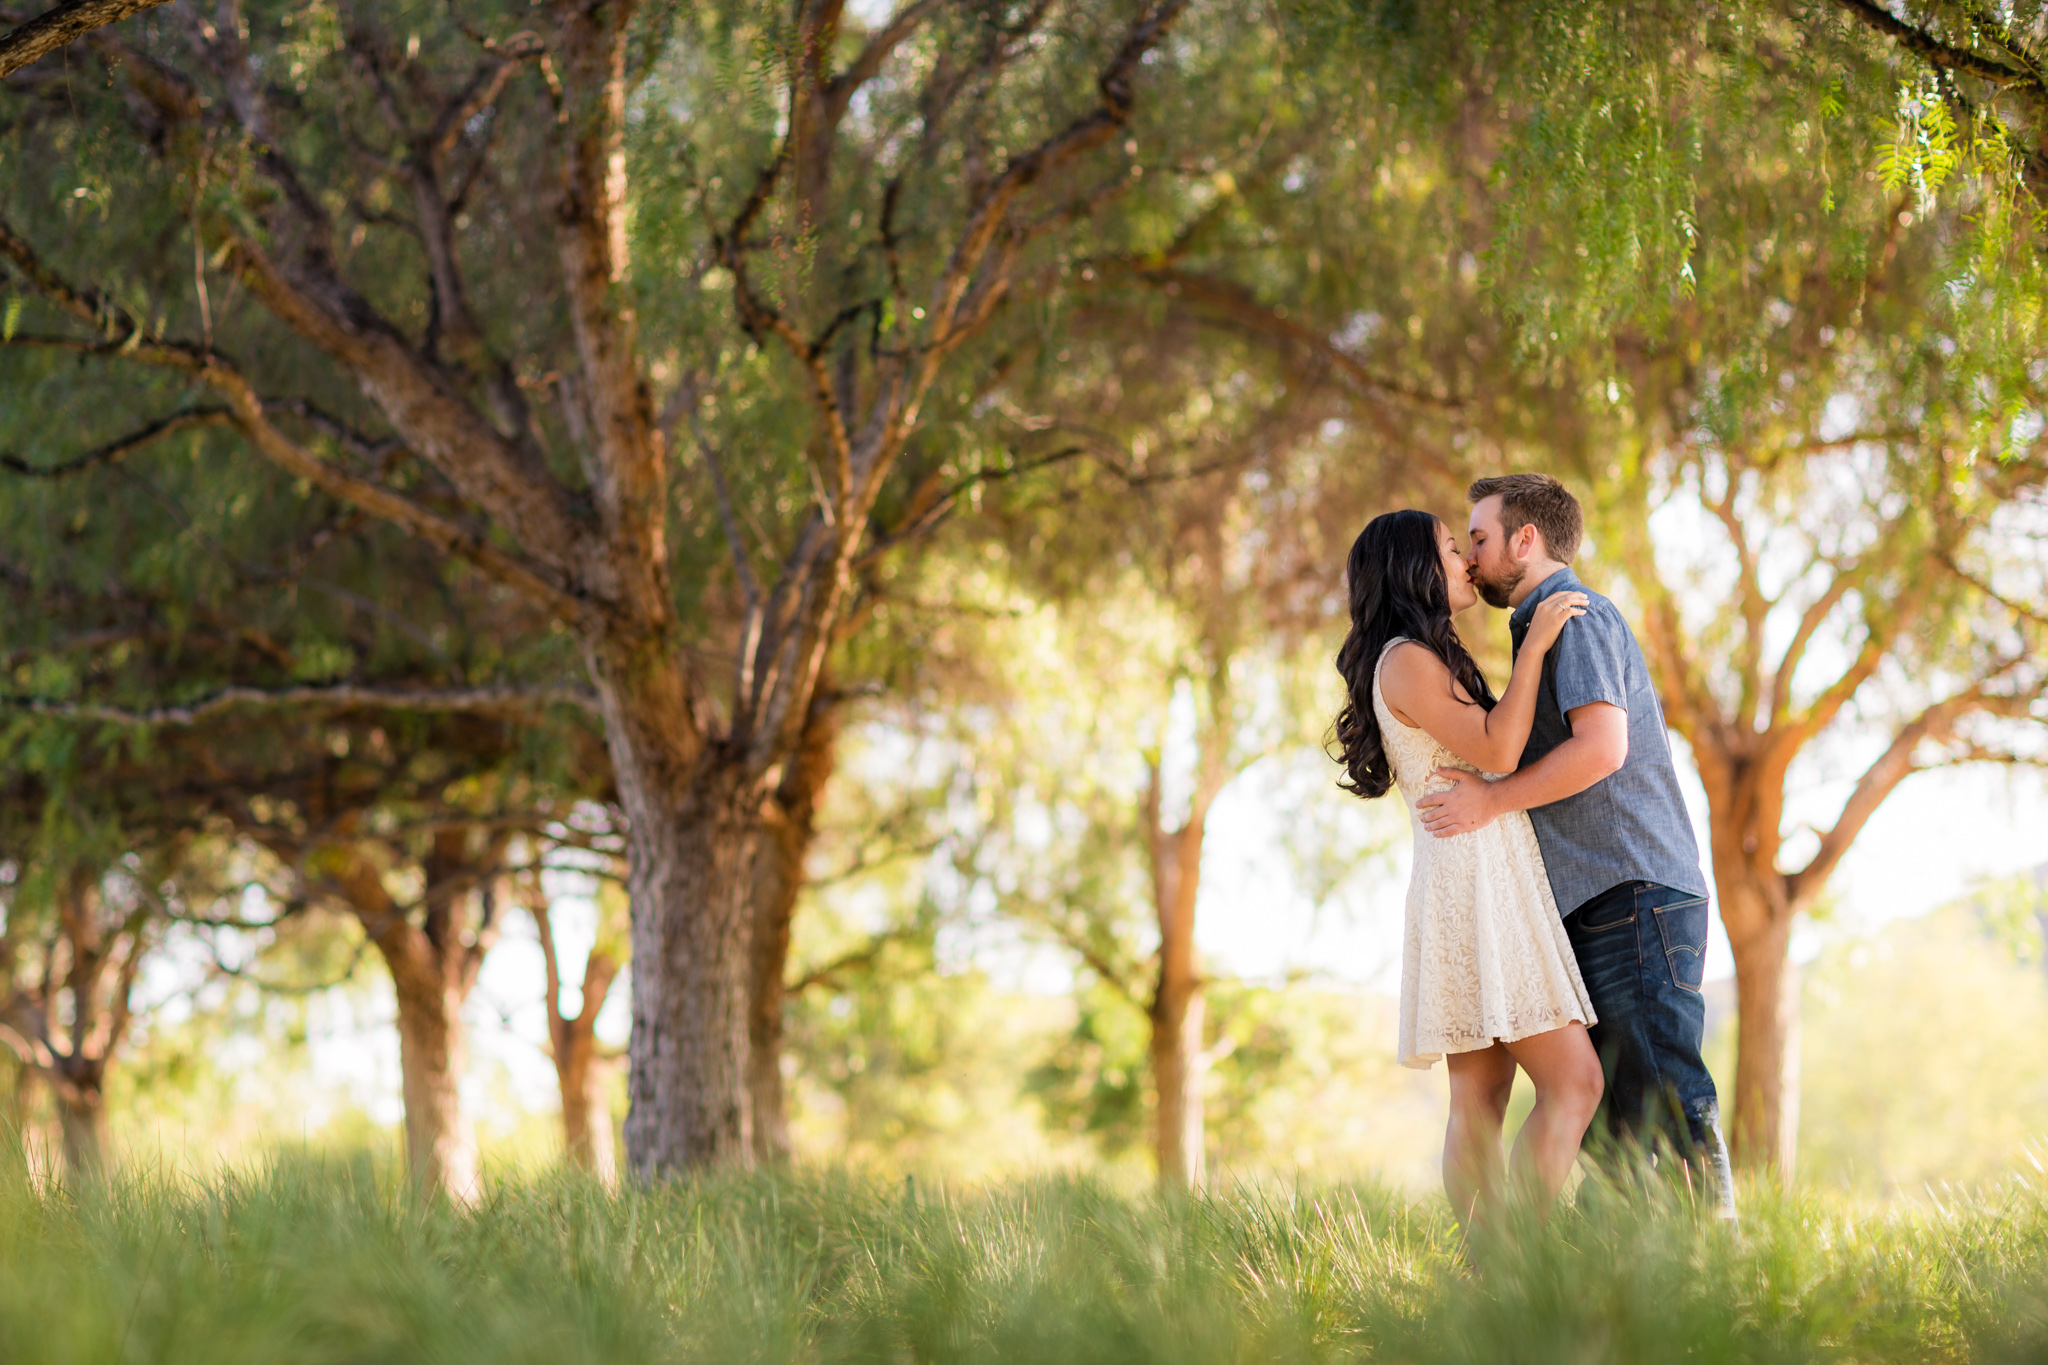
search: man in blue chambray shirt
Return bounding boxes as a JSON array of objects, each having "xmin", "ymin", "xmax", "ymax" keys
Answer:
[{"xmin": 1417, "ymin": 473, "xmax": 1735, "ymax": 1219}]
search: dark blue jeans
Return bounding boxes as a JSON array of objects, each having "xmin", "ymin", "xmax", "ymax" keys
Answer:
[{"xmin": 1564, "ymin": 881, "xmax": 1730, "ymax": 1190}]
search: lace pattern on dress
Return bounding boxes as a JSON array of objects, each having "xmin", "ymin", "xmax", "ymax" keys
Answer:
[{"xmin": 1371, "ymin": 637, "xmax": 1596, "ymax": 1067}]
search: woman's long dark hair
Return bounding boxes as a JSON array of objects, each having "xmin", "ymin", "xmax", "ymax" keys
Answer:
[{"xmin": 1331, "ymin": 509, "xmax": 1497, "ymax": 798}]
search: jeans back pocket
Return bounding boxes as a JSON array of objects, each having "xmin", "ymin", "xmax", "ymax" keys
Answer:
[{"xmin": 1652, "ymin": 897, "xmax": 1710, "ymax": 993}]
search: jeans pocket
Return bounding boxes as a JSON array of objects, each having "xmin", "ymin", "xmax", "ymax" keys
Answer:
[
  {"xmin": 1574, "ymin": 895, "xmax": 1637, "ymax": 935},
  {"xmin": 1653, "ymin": 897, "xmax": 1710, "ymax": 993}
]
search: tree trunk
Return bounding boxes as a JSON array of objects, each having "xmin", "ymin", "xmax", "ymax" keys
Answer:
[
  {"xmin": 556, "ymin": 1028, "xmax": 617, "ymax": 1185},
  {"xmin": 1148, "ymin": 787, "xmax": 1211, "ymax": 1191},
  {"xmin": 527, "ymin": 882, "xmax": 623, "ymax": 1185},
  {"xmin": 747, "ymin": 832, "xmax": 798, "ymax": 1167},
  {"xmin": 51, "ymin": 1067, "xmax": 107, "ymax": 1181},
  {"xmin": 1150, "ymin": 982, "xmax": 1206, "ymax": 1189},
  {"xmin": 1724, "ymin": 902, "xmax": 1799, "ymax": 1177},
  {"xmin": 392, "ymin": 974, "xmax": 479, "ymax": 1203},
  {"xmin": 748, "ymin": 695, "xmax": 840, "ymax": 1165},
  {"xmin": 319, "ymin": 838, "xmax": 498, "ymax": 1201},
  {"xmin": 619, "ymin": 755, "xmax": 762, "ymax": 1176}
]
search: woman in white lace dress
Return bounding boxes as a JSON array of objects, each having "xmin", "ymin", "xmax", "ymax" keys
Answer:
[{"xmin": 1331, "ymin": 509, "xmax": 1603, "ymax": 1230}]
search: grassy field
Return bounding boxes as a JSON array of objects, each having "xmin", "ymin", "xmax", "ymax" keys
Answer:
[{"xmin": 5, "ymin": 1151, "xmax": 2048, "ymax": 1364}]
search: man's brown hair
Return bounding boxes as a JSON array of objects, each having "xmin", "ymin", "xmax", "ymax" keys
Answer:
[{"xmin": 1467, "ymin": 473, "xmax": 1583, "ymax": 564}]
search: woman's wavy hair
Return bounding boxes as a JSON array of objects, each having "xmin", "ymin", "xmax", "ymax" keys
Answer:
[{"xmin": 1330, "ymin": 509, "xmax": 1496, "ymax": 798}]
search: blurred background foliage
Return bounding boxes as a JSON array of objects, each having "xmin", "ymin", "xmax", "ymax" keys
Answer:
[{"xmin": 0, "ymin": 0, "xmax": 2044, "ymax": 1198}]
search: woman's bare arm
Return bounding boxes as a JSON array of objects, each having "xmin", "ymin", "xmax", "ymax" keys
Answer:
[{"xmin": 1379, "ymin": 593, "xmax": 1587, "ymax": 772}]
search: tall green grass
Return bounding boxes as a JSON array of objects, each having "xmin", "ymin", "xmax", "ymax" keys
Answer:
[{"xmin": 4, "ymin": 1149, "xmax": 2048, "ymax": 1363}]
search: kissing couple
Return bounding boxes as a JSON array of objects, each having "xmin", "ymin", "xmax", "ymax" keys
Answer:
[{"xmin": 1331, "ymin": 474, "xmax": 1737, "ymax": 1235}]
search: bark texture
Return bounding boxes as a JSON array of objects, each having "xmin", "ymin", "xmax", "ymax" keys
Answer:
[
  {"xmin": 557, "ymin": 1036, "xmax": 617, "ymax": 1182},
  {"xmin": 1149, "ymin": 986, "xmax": 1207, "ymax": 1188},
  {"xmin": 620, "ymin": 763, "xmax": 761, "ymax": 1173}
]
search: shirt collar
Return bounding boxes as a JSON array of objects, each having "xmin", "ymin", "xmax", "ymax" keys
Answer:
[{"xmin": 1508, "ymin": 566, "xmax": 1581, "ymax": 632}]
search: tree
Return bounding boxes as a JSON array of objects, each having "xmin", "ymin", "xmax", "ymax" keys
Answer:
[
  {"xmin": 996, "ymin": 602, "xmax": 1250, "ymax": 1189},
  {"xmin": 0, "ymin": 278, "xmax": 600, "ymax": 1198},
  {"xmin": 0, "ymin": 727, "xmax": 224, "ymax": 1179},
  {"xmin": 744, "ymin": 692, "xmax": 837, "ymax": 1163},
  {"xmin": 950, "ymin": 325, "xmax": 1422, "ymax": 1183},
  {"xmin": 1272, "ymin": 0, "xmax": 2048, "ymax": 1175},
  {"xmin": 311, "ymin": 830, "xmax": 505, "ymax": 1201},
  {"xmin": 0, "ymin": 857, "xmax": 158, "ymax": 1176},
  {"xmin": 1470, "ymin": 7, "xmax": 2048, "ymax": 1174},
  {"xmin": 932, "ymin": 12, "xmax": 1593, "ymax": 1181},
  {"xmin": 1602, "ymin": 432, "xmax": 2048, "ymax": 1174},
  {"xmin": 0, "ymin": 675, "xmax": 199, "ymax": 1180},
  {"xmin": 201, "ymin": 709, "xmax": 600, "ymax": 1199},
  {"xmin": 0, "ymin": 0, "xmax": 1207, "ymax": 1174},
  {"xmin": 519, "ymin": 856, "xmax": 628, "ymax": 1182}
]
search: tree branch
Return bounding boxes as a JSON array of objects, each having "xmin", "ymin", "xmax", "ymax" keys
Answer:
[
  {"xmin": 0, "ymin": 406, "xmax": 232, "ymax": 477},
  {"xmin": 0, "ymin": 216, "xmax": 589, "ymax": 623},
  {"xmin": 1787, "ymin": 660, "xmax": 2043, "ymax": 902},
  {"xmin": 1778, "ymin": 570, "xmax": 1931, "ymax": 753},
  {"xmin": 0, "ymin": 0, "xmax": 167, "ymax": 78},
  {"xmin": 786, "ymin": 930, "xmax": 913, "ymax": 994},
  {"xmin": 1607, "ymin": 482, "xmax": 1722, "ymax": 757},
  {"xmin": 824, "ymin": 0, "xmax": 940, "ymax": 121},
  {"xmin": 1826, "ymin": 0, "xmax": 2039, "ymax": 89},
  {"xmin": 94, "ymin": 908, "xmax": 152, "ymax": 1061},
  {"xmin": 727, "ymin": 0, "xmax": 1193, "ymax": 775},
  {"xmin": 1936, "ymin": 547, "xmax": 2048, "ymax": 631},
  {"xmin": 6, "ymin": 681, "xmax": 599, "ymax": 727},
  {"xmin": 201, "ymin": 937, "xmax": 374, "ymax": 996},
  {"xmin": 346, "ymin": 28, "xmax": 538, "ymax": 443},
  {"xmin": 1769, "ymin": 552, "xmax": 1863, "ymax": 726},
  {"xmin": 546, "ymin": 0, "xmax": 672, "ymax": 630},
  {"xmin": 1111, "ymin": 265, "xmax": 1465, "ymax": 410},
  {"xmin": 1012, "ymin": 902, "xmax": 1142, "ymax": 1007},
  {"xmin": 153, "ymin": 18, "xmax": 589, "ymax": 584},
  {"xmin": 1706, "ymin": 470, "xmax": 1769, "ymax": 733},
  {"xmin": 855, "ymin": 445, "xmax": 1090, "ymax": 567},
  {"xmin": 922, "ymin": 0, "xmax": 1193, "ymax": 359}
]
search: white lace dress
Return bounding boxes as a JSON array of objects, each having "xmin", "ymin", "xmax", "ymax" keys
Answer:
[{"xmin": 1373, "ymin": 638, "xmax": 1596, "ymax": 1068}]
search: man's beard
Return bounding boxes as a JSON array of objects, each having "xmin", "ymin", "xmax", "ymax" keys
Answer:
[{"xmin": 1472, "ymin": 559, "xmax": 1523, "ymax": 609}]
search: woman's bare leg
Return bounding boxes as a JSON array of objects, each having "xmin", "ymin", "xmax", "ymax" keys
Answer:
[
  {"xmin": 1499, "ymin": 1022, "xmax": 1604, "ymax": 1207},
  {"xmin": 1444, "ymin": 1044, "xmax": 1517, "ymax": 1230}
]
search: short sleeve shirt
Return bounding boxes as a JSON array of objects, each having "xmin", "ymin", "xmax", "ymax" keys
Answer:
[{"xmin": 1508, "ymin": 568, "xmax": 1707, "ymax": 914}]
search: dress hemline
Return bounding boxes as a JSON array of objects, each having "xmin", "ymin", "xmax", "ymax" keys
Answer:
[{"xmin": 1398, "ymin": 1007, "xmax": 1596, "ymax": 1070}]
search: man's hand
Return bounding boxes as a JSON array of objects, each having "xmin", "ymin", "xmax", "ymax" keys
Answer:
[
  {"xmin": 1417, "ymin": 769, "xmax": 1498, "ymax": 838},
  {"xmin": 1415, "ymin": 704, "xmax": 1628, "ymax": 839}
]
